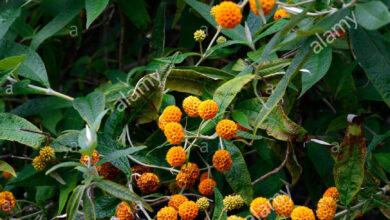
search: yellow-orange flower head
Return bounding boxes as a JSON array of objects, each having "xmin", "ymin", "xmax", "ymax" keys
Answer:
[
  {"xmin": 157, "ymin": 206, "xmax": 178, "ymax": 220},
  {"xmin": 166, "ymin": 146, "xmax": 187, "ymax": 167},
  {"xmin": 323, "ymin": 187, "xmax": 340, "ymax": 202},
  {"xmin": 274, "ymin": 9, "xmax": 289, "ymax": 20},
  {"xmin": 159, "ymin": 106, "xmax": 182, "ymax": 131},
  {"xmin": 32, "ymin": 156, "xmax": 46, "ymax": 171},
  {"xmin": 39, "ymin": 146, "xmax": 55, "ymax": 161},
  {"xmin": 212, "ymin": 150, "xmax": 232, "ymax": 172},
  {"xmin": 198, "ymin": 100, "xmax": 218, "ymax": 120},
  {"xmin": 169, "ymin": 194, "xmax": 189, "ymax": 211},
  {"xmin": 223, "ymin": 195, "xmax": 244, "ymax": 210},
  {"xmin": 196, "ymin": 197, "xmax": 210, "ymax": 211},
  {"xmin": 272, "ymin": 195, "xmax": 294, "ymax": 217},
  {"xmin": 210, "ymin": 5, "xmax": 218, "ymax": 16},
  {"xmin": 291, "ymin": 206, "xmax": 315, "ymax": 220},
  {"xmin": 0, "ymin": 191, "xmax": 15, "ymax": 212},
  {"xmin": 216, "ymin": 119, "xmax": 238, "ymax": 140},
  {"xmin": 198, "ymin": 178, "xmax": 216, "ymax": 196},
  {"xmin": 250, "ymin": 197, "xmax": 272, "ymax": 219},
  {"xmin": 137, "ymin": 172, "xmax": 159, "ymax": 193},
  {"xmin": 80, "ymin": 150, "xmax": 100, "ymax": 166},
  {"xmin": 164, "ymin": 122, "xmax": 184, "ymax": 145},
  {"xmin": 249, "ymin": 0, "xmax": 275, "ymax": 16},
  {"xmin": 97, "ymin": 162, "xmax": 121, "ymax": 180},
  {"xmin": 162, "ymin": 106, "xmax": 182, "ymax": 123},
  {"xmin": 215, "ymin": 1, "xmax": 242, "ymax": 29},
  {"xmin": 183, "ymin": 96, "xmax": 202, "ymax": 117},
  {"xmin": 316, "ymin": 197, "xmax": 337, "ymax": 220},
  {"xmin": 227, "ymin": 216, "xmax": 246, "ymax": 220},
  {"xmin": 178, "ymin": 201, "xmax": 199, "ymax": 220},
  {"xmin": 176, "ymin": 162, "xmax": 200, "ymax": 189},
  {"xmin": 116, "ymin": 202, "xmax": 135, "ymax": 220}
]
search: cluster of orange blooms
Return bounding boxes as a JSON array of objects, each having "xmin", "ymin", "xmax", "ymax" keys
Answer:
[
  {"xmin": 32, "ymin": 146, "xmax": 56, "ymax": 171},
  {"xmin": 248, "ymin": 187, "xmax": 340, "ymax": 220},
  {"xmin": 211, "ymin": 0, "xmax": 290, "ymax": 30}
]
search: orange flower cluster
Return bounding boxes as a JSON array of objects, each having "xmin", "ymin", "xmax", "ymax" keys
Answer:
[
  {"xmin": 116, "ymin": 202, "xmax": 135, "ymax": 220},
  {"xmin": 166, "ymin": 146, "xmax": 187, "ymax": 167},
  {"xmin": 0, "ymin": 191, "xmax": 15, "ymax": 212},
  {"xmin": 212, "ymin": 149, "xmax": 233, "ymax": 172},
  {"xmin": 176, "ymin": 162, "xmax": 200, "ymax": 189},
  {"xmin": 97, "ymin": 162, "xmax": 121, "ymax": 180},
  {"xmin": 137, "ymin": 172, "xmax": 159, "ymax": 193},
  {"xmin": 80, "ymin": 150, "xmax": 100, "ymax": 166}
]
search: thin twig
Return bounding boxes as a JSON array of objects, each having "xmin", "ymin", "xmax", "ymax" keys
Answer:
[{"xmin": 251, "ymin": 142, "xmax": 290, "ymax": 185}]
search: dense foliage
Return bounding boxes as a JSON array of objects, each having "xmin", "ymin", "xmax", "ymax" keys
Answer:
[{"xmin": 0, "ymin": 0, "xmax": 390, "ymax": 219}]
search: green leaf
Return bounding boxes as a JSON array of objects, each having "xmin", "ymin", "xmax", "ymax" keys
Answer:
[
  {"xmin": 307, "ymin": 143, "xmax": 334, "ymax": 187},
  {"xmin": 94, "ymin": 196, "xmax": 119, "ymax": 218},
  {"xmin": 212, "ymin": 186, "xmax": 227, "ymax": 220},
  {"xmin": 166, "ymin": 68, "xmax": 231, "ymax": 96},
  {"xmin": 97, "ymin": 135, "xmax": 131, "ymax": 176},
  {"xmin": 222, "ymin": 140, "xmax": 253, "ymax": 205},
  {"xmin": 94, "ymin": 180, "xmax": 152, "ymax": 212},
  {"xmin": 45, "ymin": 162, "xmax": 81, "ymax": 175},
  {"xmin": 256, "ymin": 59, "xmax": 292, "ymax": 76},
  {"xmin": 96, "ymin": 146, "xmax": 146, "ymax": 166},
  {"xmin": 66, "ymin": 185, "xmax": 86, "ymax": 220},
  {"xmin": 355, "ymin": 1, "xmax": 390, "ymax": 30},
  {"xmin": 252, "ymin": 39, "xmax": 313, "ymax": 140},
  {"xmin": 350, "ymin": 27, "xmax": 390, "ymax": 108},
  {"xmin": 374, "ymin": 153, "xmax": 390, "ymax": 174},
  {"xmin": 57, "ymin": 170, "xmax": 78, "ymax": 215},
  {"xmin": 0, "ymin": 160, "xmax": 16, "ymax": 177},
  {"xmin": 214, "ymin": 74, "xmax": 254, "ymax": 114},
  {"xmin": 367, "ymin": 130, "xmax": 390, "ymax": 160},
  {"xmin": 184, "ymin": 0, "xmax": 250, "ymax": 44},
  {"xmin": 0, "ymin": 40, "xmax": 50, "ymax": 87},
  {"xmin": 73, "ymin": 91, "xmax": 106, "ymax": 130},
  {"xmin": 51, "ymin": 131, "xmax": 79, "ymax": 152},
  {"xmin": 117, "ymin": 0, "xmax": 150, "ymax": 29},
  {"xmin": 236, "ymin": 98, "xmax": 308, "ymax": 142},
  {"xmin": 11, "ymin": 96, "xmax": 72, "ymax": 117},
  {"xmin": 300, "ymin": 46, "xmax": 332, "ymax": 97},
  {"xmin": 127, "ymin": 57, "xmax": 176, "ymax": 124},
  {"xmin": 0, "ymin": 55, "xmax": 26, "ymax": 71},
  {"xmin": 103, "ymin": 111, "xmax": 124, "ymax": 138},
  {"xmin": 0, "ymin": 7, "xmax": 21, "ymax": 39},
  {"xmin": 0, "ymin": 113, "xmax": 45, "ymax": 149},
  {"xmin": 334, "ymin": 119, "xmax": 367, "ymax": 206},
  {"xmin": 30, "ymin": 0, "xmax": 83, "ymax": 50},
  {"xmin": 152, "ymin": 2, "xmax": 166, "ymax": 58},
  {"xmin": 83, "ymin": 191, "xmax": 96, "ymax": 220},
  {"xmin": 85, "ymin": 0, "xmax": 109, "ymax": 28}
]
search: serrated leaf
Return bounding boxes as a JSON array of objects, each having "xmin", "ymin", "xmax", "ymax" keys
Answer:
[
  {"xmin": 73, "ymin": 91, "xmax": 105, "ymax": 130},
  {"xmin": 0, "ymin": 40, "xmax": 50, "ymax": 87},
  {"xmin": 66, "ymin": 185, "xmax": 86, "ymax": 220},
  {"xmin": 30, "ymin": 0, "xmax": 83, "ymax": 50},
  {"xmin": 334, "ymin": 118, "xmax": 367, "ymax": 206},
  {"xmin": 152, "ymin": 2, "xmax": 166, "ymax": 58},
  {"xmin": 94, "ymin": 180, "xmax": 152, "ymax": 212},
  {"xmin": 0, "ymin": 113, "xmax": 45, "ymax": 149},
  {"xmin": 94, "ymin": 196, "xmax": 119, "ymax": 218},
  {"xmin": 222, "ymin": 140, "xmax": 253, "ymax": 205},
  {"xmin": 85, "ymin": 0, "xmax": 109, "ymax": 28},
  {"xmin": 51, "ymin": 131, "xmax": 79, "ymax": 152}
]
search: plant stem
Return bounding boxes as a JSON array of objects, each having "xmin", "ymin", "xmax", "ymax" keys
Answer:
[
  {"xmin": 251, "ymin": 142, "xmax": 290, "ymax": 185},
  {"xmin": 276, "ymin": 0, "xmax": 315, "ymax": 7},
  {"xmin": 195, "ymin": 26, "xmax": 222, "ymax": 66},
  {"xmin": 7, "ymin": 77, "xmax": 74, "ymax": 102},
  {"xmin": 127, "ymin": 154, "xmax": 179, "ymax": 173},
  {"xmin": 217, "ymin": 208, "xmax": 227, "ymax": 220}
]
